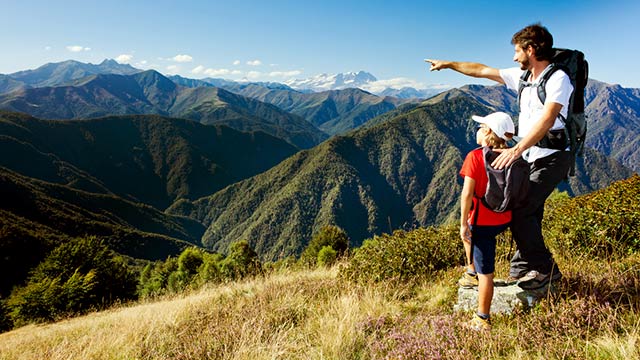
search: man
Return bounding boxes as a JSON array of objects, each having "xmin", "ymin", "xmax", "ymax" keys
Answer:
[{"xmin": 426, "ymin": 23, "xmax": 572, "ymax": 289}]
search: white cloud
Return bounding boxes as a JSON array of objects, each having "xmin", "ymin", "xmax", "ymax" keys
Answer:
[
  {"xmin": 233, "ymin": 60, "xmax": 241, "ymax": 66},
  {"xmin": 135, "ymin": 60, "xmax": 149, "ymax": 69},
  {"xmin": 115, "ymin": 54, "xmax": 133, "ymax": 64},
  {"xmin": 269, "ymin": 70, "xmax": 302, "ymax": 78},
  {"xmin": 44, "ymin": 46, "xmax": 52, "ymax": 51},
  {"xmin": 246, "ymin": 71, "xmax": 262, "ymax": 79},
  {"xmin": 67, "ymin": 45, "xmax": 91, "ymax": 52},
  {"xmin": 166, "ymin": 65, "xmax": 180, "ymax": 74},
  {"xmin": 360, "ymin": 77, "xmax": 427, "ymax": 93},
  {"xmin": 193, "ymin": 68, "xmax": 232, "ymax": 77},
  {"xmin": 171, "ymin": 54, "xmax": 193, "ymax": 63},
  {"xmin": 189, "ymin": 67, "xmax": 245, "ymax": 78},
  {"xmin": 247, "ymin": 60, "xmax": 262, "ymax": 66},
  {"xmin": 207, "ymin": 69, "xmax": 233, "ymax": 77},
  {"xmin": 191, "ymin": 65, "xmax": 205, "ymax": 74}
]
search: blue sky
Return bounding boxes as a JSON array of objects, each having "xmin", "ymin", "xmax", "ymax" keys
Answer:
[{"xmin": 1, "ymin": 0, "xmax": 639, "ymax": 88}]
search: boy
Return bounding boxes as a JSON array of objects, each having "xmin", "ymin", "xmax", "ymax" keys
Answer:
[{"xmin": 459, "ymin": 112, "xmax": 515, "ymax": 330}]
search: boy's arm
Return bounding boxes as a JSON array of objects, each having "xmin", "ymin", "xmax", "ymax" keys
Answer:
[
  {"xmin": 460, "ymin": 176, "xmax": 475, "ymax": 242},
  {"xmin": 425, "ymin": 59, "xmax": 505, "ymax": 84}
]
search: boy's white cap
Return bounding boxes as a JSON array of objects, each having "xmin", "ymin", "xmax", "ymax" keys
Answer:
[{"xmin": 472, "ymin": 112, "xmax": 515, "ymax": 141}]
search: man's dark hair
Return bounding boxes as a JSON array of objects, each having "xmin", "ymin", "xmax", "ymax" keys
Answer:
[{"xmin": 511, "ymin": 23, "xmax": 554, "ymax": 61}]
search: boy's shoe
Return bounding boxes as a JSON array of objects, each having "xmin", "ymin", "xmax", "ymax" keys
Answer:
[
  {"xmin": 517, "ymin": 270, "xmax": 562, "ymax": 290},
  {"xmin": 467, "ymin": 314, "xmax": 491, "ymax": 331},
  {"xmin": 457, "ymin": 272, "xmax": 478, "ymax": 288}
]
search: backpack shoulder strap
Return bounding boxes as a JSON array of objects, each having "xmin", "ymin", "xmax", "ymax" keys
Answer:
[
  {"xmin": 518, "ymin": 64, "xmax": 562, "ymax": 106},
  {"xmin": 536, "ymin": 63, "xmax": 561, "ymax": 106},
  {"xmin": 471, "ymin": 146, "xmax": 491, "ymax": 227},
  {"xmin": 516, "ymin": 70, "xmax": 531, "ymax": 108}
]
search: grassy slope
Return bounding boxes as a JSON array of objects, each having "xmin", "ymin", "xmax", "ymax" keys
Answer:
[{"xmin": 0, "ymin": 261, "xmax": 637, "ymax": 359}]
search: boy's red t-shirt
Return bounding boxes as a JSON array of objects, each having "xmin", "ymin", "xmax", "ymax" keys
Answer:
[{"xmin": 460, "ymin": 148, "xmax": 512, "ymax": 226}]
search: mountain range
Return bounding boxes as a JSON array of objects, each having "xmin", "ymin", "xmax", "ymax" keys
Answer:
[
  {"xmin": 0, "ymin": 59, "xmax": 638, "ymax": 265},
  {"xmin": 2, "ymin": 61, "xmax": 448, "ymax": 100},
  {"xmin": 584, "ymin": 79, "xmax": 640, "ymax": 171},
  {"xmin": 0, "ymin": 65, "xmax": 421, "ymax": 141},
  {"xmin": 1, "ymin": 59, "xmax": 638, "ymax": 184},
  {"xmin": 2, "ymin": 59, "xmax": 140, "ymax": 91},
  {"xmin": 169, "ymin": 74, "xmax": 421, "ymax": 136},
  {"xmin": 0, "ymin": 70, "xmax": 327, "ymax": 149},
  {"xmin": 204, "ymin": 83, "xmax": 410, "ymax": 135}
]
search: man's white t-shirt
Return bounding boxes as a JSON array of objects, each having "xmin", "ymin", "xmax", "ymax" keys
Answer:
[{"xmin": 500, "ymin": 66, "xmax": 574, "ymax": 163}]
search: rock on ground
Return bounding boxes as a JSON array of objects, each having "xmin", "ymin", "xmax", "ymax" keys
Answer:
[{"xmin": 454, "ymin": 282, "xmax": 557, "ymax": 315}]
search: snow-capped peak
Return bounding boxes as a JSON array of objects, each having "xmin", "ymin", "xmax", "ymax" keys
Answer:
[
  {"xmin": 285, "ymin": 70, "xmax": 451, "ymax": 99},
  {"xmin": 285, "ymin": 71, "xmax": 378, "ymax": 92}
]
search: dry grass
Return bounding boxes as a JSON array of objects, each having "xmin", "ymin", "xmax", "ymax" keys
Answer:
[
  {"xmin": 1, "ymin": 255, "xmax": 638, "ymax": 360},
  {"xmin": 0, "ymin": 267, "xmax": 407, "ymax": 360}
]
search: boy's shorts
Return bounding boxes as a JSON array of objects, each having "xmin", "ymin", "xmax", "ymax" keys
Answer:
[{"xmin": 470, "ymin": 224, "xmax": 509, "ymax": 275}]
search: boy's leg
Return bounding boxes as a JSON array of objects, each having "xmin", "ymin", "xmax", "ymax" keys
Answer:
[
  {"xmin": 458, "ymin": 236, "xmax": 479, "ymax": 288},
  {"xmin": 471, "ymin": 224, "xmax": 506, "ymax": 315},
  {"xmin": 477, "ymin": 273, "xmax": 494, "ymax": 316}
]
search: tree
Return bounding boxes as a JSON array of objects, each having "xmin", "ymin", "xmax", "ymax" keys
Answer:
[{"xmin": 300, "ymin": 225, "xmax": 349, "ymax": 267}]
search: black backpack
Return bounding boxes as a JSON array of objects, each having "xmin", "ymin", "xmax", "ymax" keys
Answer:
[
  {"xmin": 517, "ymin": 48, "xmax": 589, "ymax": 176},
  {"xmin": 473, "ymin": 146, "xmax": 530, "ymax": 226}
]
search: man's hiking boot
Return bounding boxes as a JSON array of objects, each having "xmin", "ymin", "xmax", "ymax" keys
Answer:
[
  {"xmin": 493, "ymin": 275, "xmax": 521, "ymax": 287},
  {"xmin": 517, "ymin": 270, "xmax": 562, "ymax": 290},
  {"xmin": 457, "ymin": 272, "xmax": 478, "ymax": 288},
  {"xmin": 466, "ymin": 314, "xmax": 491, "ymax": 331}
]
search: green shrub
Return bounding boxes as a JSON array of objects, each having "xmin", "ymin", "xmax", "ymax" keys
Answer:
[
  {"xmin": 0, "ymin": 300, "xmax": 11, "ymax": 333},
  {"xmin": 6, "ymin": 236, "xmax": 137, "ymax": 326},
  {"xmin": 219, "ymin": 240, "xmax": 263, "ymax": 280},
  {"xmin": 264, "ymin": 256, "xmax": 299, "ymax": 273},
  {"xmin": 300, "ymin": 225, "xmax": 349, "ymax": 267},
  {"xmin": 339, "ymin": 226, "xmax": 461, "ymax": 284},
  {"xmin": 138, "ymin": 243, "xmax": 262, "ymax": 296},
  {"xmin": 545, "ymin": 175, "xmax": 640, "ymax": 259},
  {"xmin": 138, "ymin": 257, "xmax": 178, "ymax": 298},
  {"xmin": 166, "ymin": 250, "xmax": 225, "ymax": 290},
  {"xmin": 196, "ymin": 252, "xmax": 224, "ymax": 285},
  {"xmin": 178, "ymin": 247, "xmax": 205, "ymax": 276},
  {"xmin": 167, "ymin": 271, "xmax": 189, "ymax": 293},
  {"xmin": 317, "ymin": 246, "xmax": 338, "ymax": 267}
]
